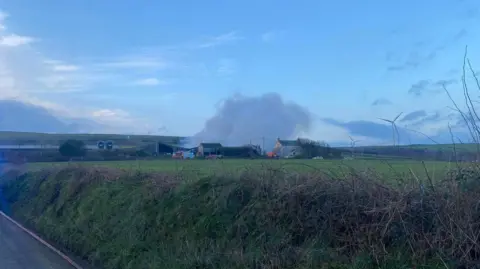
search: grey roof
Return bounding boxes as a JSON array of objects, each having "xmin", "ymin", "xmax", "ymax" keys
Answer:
[
  {"xmin": 158, "ymin": 142, "xmax": 184, "ymax": 148},
  {"xmin": 277, "ymin": 139, "xmax": 299, "ymax": 146},
  {"xmin": 200, "ymin": 142, "xmax": 223, "ymax": 148}
]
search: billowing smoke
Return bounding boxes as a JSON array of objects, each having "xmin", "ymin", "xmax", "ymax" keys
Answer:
[{"xmin": 186, "ymin": 92, "xmax": 312, "ymax": 150}]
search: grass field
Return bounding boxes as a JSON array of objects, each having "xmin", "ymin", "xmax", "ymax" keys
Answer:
[
  {"xmin": 0, "ymin": 131, "xmax": 180, "ymax": 146},
  {"xmin": 353, "ymin": 143, "xmax": 479, "ymax": 153},
  {"xmin": 27, "ymin": 158, "xmax": 456, "ymax": 182}
]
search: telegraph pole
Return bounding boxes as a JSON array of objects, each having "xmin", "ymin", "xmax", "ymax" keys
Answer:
[{"xmin": 262, "ymin": 136, "xmax": 265, "ymax": 155}]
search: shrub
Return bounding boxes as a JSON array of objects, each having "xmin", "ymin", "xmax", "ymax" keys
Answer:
[
  {"xmin": 59, "ymin": 139, "xmax": 86, "ymax": 158},
  {"xmin": 3, "ymin": 165, "xmax": 480, "ymax": 268}
]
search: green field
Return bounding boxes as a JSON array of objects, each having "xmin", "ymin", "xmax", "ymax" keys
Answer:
[
  {"xmin": 354, "ymin": 143, "xmax": 479, "ymax": 153},
  {"xmin": 28, "ymin": 158, "xmax": 456, "ymax": 181},
  {"xmin": 0, "ymin": 131, "xmax": 180, "ymax": 146}
]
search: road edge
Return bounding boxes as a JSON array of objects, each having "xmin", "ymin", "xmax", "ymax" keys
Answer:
[{"xmin": 0, "ymin": 211, "xmax": 83, "ymax": 269}]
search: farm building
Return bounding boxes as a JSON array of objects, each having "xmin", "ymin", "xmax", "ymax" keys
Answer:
[
  {"xmin": 155, "ymin": 142, "xmax": 192, "ymax": 155},
  {"xmin": 197, "ymin": 143, "xmax": 222, "ymax": 157},
  {"xmin": 156, "ymin": 142, "xmax": 176, "ymax": 154},
  {"xmin": 221, "ymin": 145, "xmax": 261, "ymax": 158},
  {"xmin": 273, "ymin": 138, "xmax": 303, "ymax": 158}
]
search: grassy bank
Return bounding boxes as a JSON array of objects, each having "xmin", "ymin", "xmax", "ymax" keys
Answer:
[{"xmin": 2, "ymin": 165, "xmax": 480, "ymax": 269}]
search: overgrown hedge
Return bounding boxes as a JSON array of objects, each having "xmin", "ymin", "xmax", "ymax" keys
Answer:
[{"xmin": 2, "ymin": 165, "xmax": 480, "ymax": 269}]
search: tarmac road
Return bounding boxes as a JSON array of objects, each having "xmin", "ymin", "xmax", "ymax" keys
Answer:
[{"xmin": 0, "ymin": 212, "xmax": 77, "ymax": 269}]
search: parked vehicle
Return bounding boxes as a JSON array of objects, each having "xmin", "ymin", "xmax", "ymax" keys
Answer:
[
  {"xmin": 172, "ymin": 151, "xmax": 195, "ymax": 160},
  {"xmin": 183, "ymin": 151, "xmax": 195, "ymax": 159},
  {"xmin": 172, "ymin": 151, "xmax": 183, "ymax": 159},
  {"xmin": 266, "ymin": 152, "xmax": 279, "ymax": 159}
]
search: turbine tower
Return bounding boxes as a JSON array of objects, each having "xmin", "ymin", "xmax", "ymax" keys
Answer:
[
  {"xmin": 378, "ymin": 112, "xmax": 403, "ymax": 146},
  {"xmin": 348, "ymin": 136, "xmax": 360, "ymax": 157}
]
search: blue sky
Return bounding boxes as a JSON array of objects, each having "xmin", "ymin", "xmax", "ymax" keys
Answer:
[{"xmin": 0, "ymin": 0, "xmax": 479, "ymax": 146}]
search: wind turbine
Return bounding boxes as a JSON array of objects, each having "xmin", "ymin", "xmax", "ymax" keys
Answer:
[
  {"xmin": 348, "ymin": 136, "xmax": 360, "ymax": 157},
  {"xmin": 378, "ymin": 112, "xmax": 403, "ymax": 146}
]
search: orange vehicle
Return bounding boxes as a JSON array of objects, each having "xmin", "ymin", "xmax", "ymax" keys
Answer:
[
  {"xmin": 172, "ymin": 151, "xmax": 195, "ymax": 159},
  {"xmin": 267, "ymin": 152, "xmax": 278, "ymax": 158},
  {"xmin": 172, "ymin": 151, "xmax": 183, "ymax": 159}
]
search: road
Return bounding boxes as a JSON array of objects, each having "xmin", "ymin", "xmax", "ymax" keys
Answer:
[{"xmin": 0, "ymin": 212, "xmax": 78, "ymax": 269}]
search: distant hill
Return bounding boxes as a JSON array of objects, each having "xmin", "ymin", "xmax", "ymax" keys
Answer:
[
  {"xmin": 335, "ymin": 143, "xmax": 480, "ymax": 162},
  {"xmin": 0, "ymin": 131, "xmax": 182, "ymax": 147},
  {"xmin": 0, "ymin": 100, "xmax": 77, "ymax": 133},
  {"xmin": 339, "ymin": 143, "xmax": 479, "ymax": 153}
]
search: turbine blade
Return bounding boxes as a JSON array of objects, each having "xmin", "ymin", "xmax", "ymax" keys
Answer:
[
  {"xmin": 378, "ymin": 118, "xmax": 392, "ymax": 123},
  {"xmin": 393, "ymin": 112, "xmax": 403, "ymax": 122}
]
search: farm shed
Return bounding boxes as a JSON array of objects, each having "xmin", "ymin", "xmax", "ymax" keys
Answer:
[
  {"xmin": 156, "ymin": 142, "xmax": 175, "ymax": 154},
  {"xmin": 197, "ymin": 143, "xmax": 222, "ymax": 156},
  {"xmin": 155, "ymin": 142, "xmax": 188, "ymax": 155},
  {"xmin": 221, "ymin": 145, "xmax": 261, "ymax": 158},
  {"xmin": 273, "ymin": 138, "xmax": 303, "ymax": 158}
]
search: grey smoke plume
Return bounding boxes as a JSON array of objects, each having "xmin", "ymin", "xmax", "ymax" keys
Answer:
[{"xmin": 187, "ymin": 92, "xmax": 312, "ymax": 150}]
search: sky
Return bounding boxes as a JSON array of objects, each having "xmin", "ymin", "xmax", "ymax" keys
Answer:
[{"xmin": 0, "ymin": 0, "xmax": 479, "ymax": 147}]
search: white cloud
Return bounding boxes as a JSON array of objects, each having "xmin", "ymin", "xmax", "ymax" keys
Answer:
[
  {"xmin": 197, "ymin": 31, "xmax": 242, "ymax": 48},
  {"xmin": 133, "ymin": 78, "xmax": 165, "ymax": 86},
  {"xmin": 0, "ymin": 40, "xmax": 51, "ymax": 98},
  {"xmin": 92, "ymin": 108, "xmax": 129, "ymax": 119},
  {"xmin": 0, "ymin": 34, "xmax": 34, "ymax": 47},
  {"xmin": 0, "ymin": 11, "xmax": 8, "ymax": 31},
  {"xmin": 99, "ymin": 58, "xmax": 168, "ymax": 69},
  {"xmin": 0, "ymin": 9, "xmax": 234, "ymax": 135},
  {"xmin": 0, "ymin": 11, "xmax": 8, "ymax": 20},
  {"xmin": 0, "ymin": 10, "xmax": 155, "ymax": 133},
  {"xmin": 261, "ymin": 30, "xmax": 284, "ymax": 43},
  {"xmin": 53, "ymin": 64, "xmax": 79, "ymax": 72},
  {"xmin": 261, "ymin": 32, "xmax": 275, "ymax": 42},
  {"xmin": 217, "ymin": 58, "xmax": 236, "ymax": 76},
  {"xmin": 36, "ymin": 75, "xmax": 84, "ymax": 92},
  {"xmin": 0, "ymin": 10, "xmax": 34, "ymax": 47},
  {"xmin": 90, "ymin": 108, "xmax": 151, "ymax": 132}
]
